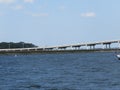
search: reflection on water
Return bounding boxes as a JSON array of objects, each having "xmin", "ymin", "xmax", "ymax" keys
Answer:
[{"xmin": 0, "ymin": 52, "xmax": 120, "ymax": 90}]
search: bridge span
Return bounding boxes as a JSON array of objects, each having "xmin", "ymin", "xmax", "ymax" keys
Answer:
[{"xmin": 0, "ymin": 40, "xmax": 120, "ymax": 53}]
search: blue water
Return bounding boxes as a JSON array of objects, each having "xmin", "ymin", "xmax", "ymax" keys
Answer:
[{"xmin": 0, "ymin": 52, "xmax": 120, "ymax": 90}]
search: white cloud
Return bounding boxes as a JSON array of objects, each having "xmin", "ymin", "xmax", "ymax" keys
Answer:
[
  {"xmin": 0, "ymin": 0, "xmax": 15, "ymax": 4},
  {"xmin": 0, "ymin": 0, "xmax": 35, "ymax": 4},
  {"xmin": 24, "ymin": 0, "xmax": 34, "ymax": 3},
  {"xmin": 31, "ymin": 13, "xmax": 49, "ymax": 17},
  {"xmin": 81, "ymin": 12, "xmax": 96, "ymax": 17}
]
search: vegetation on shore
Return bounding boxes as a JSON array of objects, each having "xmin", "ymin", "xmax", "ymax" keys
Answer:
[{"xmin": 0, "ymin": 42, "xmax": 37, "ymax": 49}]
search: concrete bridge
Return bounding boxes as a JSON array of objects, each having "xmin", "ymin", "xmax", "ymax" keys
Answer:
[
  {"xmin": 42, "ymin": 40, "xmax": 120, "ymax": 50},
  {"xmin": 0, "ymin": 40, "xmax": 120, "ymax": 53}
]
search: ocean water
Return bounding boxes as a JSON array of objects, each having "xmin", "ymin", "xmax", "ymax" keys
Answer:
[{"xmin": 0, "ymin": 52, "xmax": 120, "ymax": 90}]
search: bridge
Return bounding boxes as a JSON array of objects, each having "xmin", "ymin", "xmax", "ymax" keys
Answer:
[{"xmin": 0, "ymin": 40, "xmax": 120, "ymax": 53}]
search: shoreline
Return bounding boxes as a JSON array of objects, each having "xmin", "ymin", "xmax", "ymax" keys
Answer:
[{"xmin": 0, "ymin": 48, "xmax": 120, "ymax": 55}]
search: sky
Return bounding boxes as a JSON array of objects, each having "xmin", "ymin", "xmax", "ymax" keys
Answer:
[{"xmin": 0, "ymin": 0, "xmax": 120, "ymax": 46}]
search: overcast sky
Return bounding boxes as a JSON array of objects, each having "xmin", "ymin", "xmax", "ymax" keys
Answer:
[{"xmin": 0, "ymin": 0, "xmax": 120, "ymax": 46}]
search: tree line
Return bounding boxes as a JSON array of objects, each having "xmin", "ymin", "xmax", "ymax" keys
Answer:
[{"xmin": 0, "ymin": 42, "xmax": 37, "ymax": 49}]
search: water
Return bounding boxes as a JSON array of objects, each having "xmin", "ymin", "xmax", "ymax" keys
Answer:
[{"xmin": 0, "ymin": 52, "xmax": 120, "ymax": 90}]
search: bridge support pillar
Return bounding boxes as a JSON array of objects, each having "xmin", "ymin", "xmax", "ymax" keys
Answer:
[
  {"xmin": 86, "ymin": 44, "xmax": 88, "ymax": 49},
  {"xmin": 118, "ymin": 41, "xmax": 120, "ymax": 48},
  {"xmin": 72, "ymin": 46, "xmax": 81, "ymax": 50},
  {"xmin": 102, "ymin": 43, "xmax": 111, "ymax": 49},
  {"xmin": 89, "ymin": 45, "xmax": 95, "ymax": 49},
  {"xmin": 104, "ymin": 43, "xmax": 111, "ymax": 49},
  {"xmin": 75, "ymin": 46, "xmax": 80, "ymax": 50},
  {"xmin": 102, "ymin": 43, "xmax": 104, "ymax": 49}
]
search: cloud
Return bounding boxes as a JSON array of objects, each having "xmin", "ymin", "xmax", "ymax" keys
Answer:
[
  {"xmin": 0, "ymin": 0, "xmax": 15, "ymax": 4},
  {"xmin": 0, "ymin": 0, "xmax": 35, "ymax": 4},
  {"xmin": 24, "ymin": 0, "xmax": 34, "ymax": 3},
  {"xmin": 31, "ymin": 13, "xmax": 49, "ymax": 17},
  {"xmin": 80, "ymin": 12, "xmax": 96, "ymax": 17}
]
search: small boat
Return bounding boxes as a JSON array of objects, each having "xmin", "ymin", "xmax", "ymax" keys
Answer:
[{"xmin": 117, "ymin": 54, "xmax": 120, "ymax": 60}]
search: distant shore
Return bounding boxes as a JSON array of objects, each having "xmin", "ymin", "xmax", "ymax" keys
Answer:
[{"xmin": 0, "ymin": 48, "xmax": 120, "ymax": 55}]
